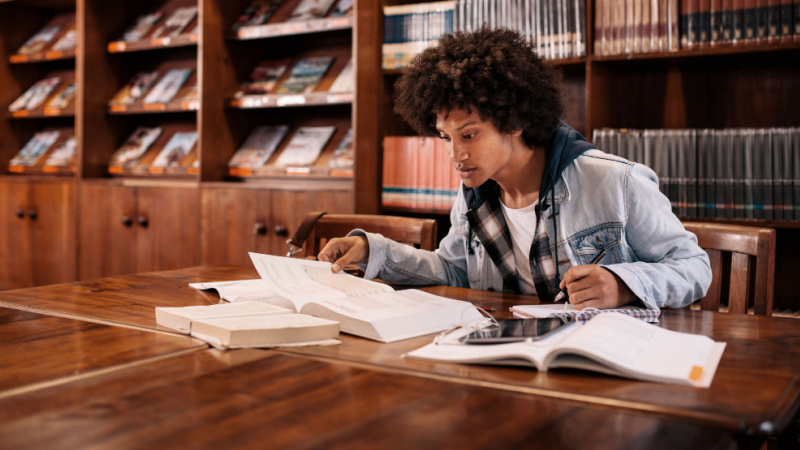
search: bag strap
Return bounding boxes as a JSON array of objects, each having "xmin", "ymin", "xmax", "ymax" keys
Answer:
[{"xmin": 286, "ymin": 211, "xmax": 327, "ymax": 257}]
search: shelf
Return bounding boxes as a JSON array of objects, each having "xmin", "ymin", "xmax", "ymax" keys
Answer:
[
  {"xmin": 228, "ymin": 165, "xmax": 352, "ymax": 178},
  {"xmin": 107, "ymin": 33, "xmax": 198, "ymax": 54},
  {"xmin": 107, "ymin": 100, "xmax": 198, "ymax": 115},
  {"xmin": 9, "ymin": 48, "xmax": 75, "ymax": 64},
  {"xmin": 231, "ymin": 16, "xmax": 353, "ymax": 40},
  {"xmin": 9, "ymin": 105, "xmax": 75, "ymax": 118},
  {"xmin": 7, "ymin": 165, "xmax": 75, "ymax": 176},
  {"xmin": 229, "ymin": 92, "xmax": 353, "ymax": 109},
  {"xmin": 108, "ymin": 165, "xmax": 198, "ymax": 178},
  {"xmin": 591, "ymin": 41, "xmax": 800, "ymax": 63}
]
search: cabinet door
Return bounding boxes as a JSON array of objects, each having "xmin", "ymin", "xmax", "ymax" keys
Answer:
[
  {"xmin": 269, "ymin": 189, "xmax": 354, "ymax": 256},
  {"xmin": 79, "ymin": 182, "xmax": 137, "ymax": 280},
  {"xmin": 0, "ymin": 180, "xmax": 32, "ymax": 289},
  {"xmin": 28, "ymin": 180, "xmax": 75, "ymax": 286},
  {"xmin": 200, "ymin": 187, "xmax": 271, "ymax": 267},
  {"xmin": 135, "ymin": 186, "xmax": 199, "ymax": 273}
]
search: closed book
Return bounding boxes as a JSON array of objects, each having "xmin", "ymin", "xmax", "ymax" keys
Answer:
[
  {"xmin": 732, "ymin": 0, "xmax": 746, "ymax": 43},
  {"xmin": 711, "ymin": 0, "xmax": 724, "ymax": 44},
  {"xmin": 699, "ymin": 0, "xmax": 713, "ymax": 46},
  {"xmin": 743, "ymin": 129, "xmax": 755, "ymax": 219},
  {"xmin": 191, "ymin": 314, "xmax": 340, "ymax": 350},
  {"xmin": 780, "ymin": 0, "xmax": 793, "ymax": 41},
  {"xmin": 682, "ymin": 0, "xmax": 699, "ymax": 48},
  {"xmin": 722, "ymin": 0, "xmax": 735, "ymax": 42},
  {"xmin": 766, "ymin": 0, "xmax": 781, "ymax": 41},
  {"xmin": 744, "ymin": 0, "xmax": 759, "ymax": 41},
  {"xmin": 763, "ymin": 129, "xmax": 774, "ymax": 219},
  {"xmin": 752, "ymin": 129, "xmax": 767, "ymax": 219},
  {"xmin": 756, "ymin": 0, "xmax": 769, "ymax": 41}
]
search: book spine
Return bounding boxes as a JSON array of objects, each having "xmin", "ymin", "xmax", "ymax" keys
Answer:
[
  {"xmin": 744, "ymin": 129, "xmax": 755, "ymax": 219},
  {"xmin": 682, "ymin": 0, "xmax": 699, "ymax": 48},
  {"xmin": 766, "ymin": 0, "xmax": 781, "ymax": 41},
  {"xmin": 722, "ymin": 0, "xmax": 735, "ymax": 43},
  {"xmin": 756, "ymin": 0, "xmax": 769, "ymax": 41},
  {"xmin": 781, "ymin": 128, "xmax": 794, "ymax": 221},
  {"xmin": 781, "ymin": 0, "xmax": 793, "ymax": 42},
  {"xmin": 669, "ymin": 0, "xmax": 681, "ymax": 49},
  {"xmin": 796, "ymin": 0, "xmax": 800, "ymax": 40},
  {"xmin": 763, "ymin": 129, "xmax": 774, "ymax": 219},
  {"xmin": 793, "ymin": 127, "xmax": 800, "ymax": 220},
  {"xmin": 642, "ymin": 0, "xmax": 653, "ymax": 51},
  {"xmin": 710, "ymin": 0, "xmax": 724, "ymax": 44},
  {"xmin": 732, "ymin": 0, "xmax": 746, "ymax": 44},
  {"xmin": 699, "ymin": 0, "xmax": 713, "ymax": 45},
  {"xmin": 744, "ymin": 0, "xmax": 759, "ymax": 42},
  {"xmin": 595, "ymin": 0, "xmax": 605, "ymax": 55}
]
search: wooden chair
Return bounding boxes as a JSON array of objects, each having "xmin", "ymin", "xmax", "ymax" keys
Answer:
[
  {"xmin": 297, "ymin": 212, "xmax": 438, "ymax": 259},
  {"xmin": 683, "ymin": 222, "xmax": 776, "ymax": 316}
]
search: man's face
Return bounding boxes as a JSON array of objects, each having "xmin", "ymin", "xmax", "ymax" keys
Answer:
[{"xmin": 435, "ymin": 108, "xmax": 520, "ymax": 188}]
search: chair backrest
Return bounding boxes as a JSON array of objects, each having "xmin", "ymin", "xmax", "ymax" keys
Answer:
[
  {"xmin": 682, "ymin": 221, "xmax": 776, "ymax": 316},
  {"xmin": 301, "ymin": 213, "xmax": 438, "ymax": 258}
]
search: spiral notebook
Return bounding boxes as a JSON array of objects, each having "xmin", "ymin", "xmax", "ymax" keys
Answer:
[{"xmin": 510, "ymin": 304, "xmax": 661, "ymax": 323}]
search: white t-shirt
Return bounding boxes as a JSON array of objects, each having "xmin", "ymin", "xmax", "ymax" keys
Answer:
[{"xmin": 500, "ymin": 199, "xmax": 539, "ymax": 295}]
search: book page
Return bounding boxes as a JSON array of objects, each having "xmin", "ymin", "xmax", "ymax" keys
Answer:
[{"xmin": 249, "ymin": 253, "xmax": 393, "ymax": 308}]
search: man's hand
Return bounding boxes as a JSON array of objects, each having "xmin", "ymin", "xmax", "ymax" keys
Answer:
[
  {"xmin": 559, "ymin": 265, "xmax": 637, "ymax": 309},
  {"xmin": 318, "ymin": 236, "xmax": 369, "ymax": 273}
]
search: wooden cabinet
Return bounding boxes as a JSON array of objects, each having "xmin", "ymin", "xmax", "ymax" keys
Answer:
[
  {"xmin": 201, "ymin": 181, "xmax": 353, "ymax": 267},
  {"xmin": 79, "ymin": 180, "xmax": 199, "ymax": 279},
  {"xmin": 0, "ymin": 177, "xmax": 75, "ymax": 289}
]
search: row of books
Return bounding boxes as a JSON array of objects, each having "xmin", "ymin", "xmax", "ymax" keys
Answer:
[
  {"xmin": 8, "ymin": 131, "xmax": 75, "ymax": 169},
  {"xmin": 234, "ymin": 56, "xmax": 352, "ymax": 98},
  {"xmin": 232, "ymin": 0, "xmax": 352, "ymax": 31},
  {"xmin": 229, "ymin": 125, "xmax": 351, "ymax": 170},
  {"xmin": 595, "ymin": 0, "xmax": 800, "ymax": 57},
  {"xmin": 454, "ymin": 0, "xmax": 587, "ymax": 60},
  {"xmin": 109, "ymin": 128, "xmax": 198, "ymax": 170},
  {"xmin": 382, "ymin": 0, "xmax": 586, "ymax": 69},
  {"xmin": 593, "ymin": 127, "xmax": 800, "ymax": 221},
  {"xmin": 13, "ymin": 18, "xmax": 76, "ymax": 56},
  {"xmin": 8, "ymin": 76, "xmax": 75, "ymax": 113},
  {"xmin": 382, "ymin": 136, "xmax": 461, "ymax": 211},
  {"xmin": 118, "ymin": 6, "xmax": 198, "ymax": 43}
]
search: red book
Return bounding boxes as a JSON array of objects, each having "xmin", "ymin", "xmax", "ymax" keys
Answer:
[
  {"xmin": 710, "ymin": 0, "xmax": 724, "ymax": 45},
  {"xmin": 699, "ymin": 0, "xmax": 712, "ymax": 46}
]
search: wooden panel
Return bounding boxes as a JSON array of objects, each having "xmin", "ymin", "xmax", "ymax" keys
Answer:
[
  {"xmin": 269, "ymin": 187, "xmax": 353, "ymax": 255},
  {"xmin": 78, "ymin": 181, "xmax": 137, "ymax": 279},
  {"xmin": 0, "ymin": 179, "xmax": 32, "ymax": 289},
  {"xmin": 0, "ymin": 349, "xmax": 738, "ymax": 449},
  {"xmin": 135, "ymin": 185, "xmax": 200, "ymax": 272},
  {"xmin": 200, "ymin": 186, "xmax": 270, "ymax": 267},
  {"xmin": 28, "ymin": 179, "xmax": 76, "ymax": 285},
  {"xmin": 0, "ymin": 305, "xmax": 204, "ymax": 393}
]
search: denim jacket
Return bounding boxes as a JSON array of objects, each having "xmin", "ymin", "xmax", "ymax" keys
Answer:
[{"xmin": 352, "ymin": 126, "xmax": 711, "ymax": 312}]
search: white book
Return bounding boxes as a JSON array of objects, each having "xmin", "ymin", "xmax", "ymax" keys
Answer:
[
  {"xmin": 248, "ymin": 252, "xmax": 483, "ymax": 343},
  {"xmin": 328, "ymin": 58, "xmax": 354, "ymax": 93},
  {"xmin": 150, "ymin": 131, "xmax": 198, "ymax": 167},
  {"xmin": 273, "ymin": 126, "xmax": 335, "ymax": 167},
  {"xmin": 406, "ymin": 312, "xmax": 727, "ymax": 388},
  {"xmin": 142, "ymin": 68, "xmax": 193, "ymax": 104},
  {"xmin": 10, "ymin": 130, "xmax": 61, "ymax": 166},
  {"xmin": 156, "ymin": 301, "xmax": 340, "ymax": 350},
  {"xmin": 189, "ymin": 279, "xmax": 288, "ymax": 303}
]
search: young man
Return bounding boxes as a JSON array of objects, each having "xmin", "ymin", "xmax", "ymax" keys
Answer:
[{"xmin": 319, "ymin": 27, "xmax": 711, "ymax": 312}]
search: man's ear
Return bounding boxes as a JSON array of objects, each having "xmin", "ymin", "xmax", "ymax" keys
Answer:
[{"xmin": 511, "ymin": 129, "xmax": 523, "ymax": 137}]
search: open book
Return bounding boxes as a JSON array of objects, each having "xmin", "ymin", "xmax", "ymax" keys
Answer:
[
  {"xmin": 156, "ymin": 300, "xmax": 340, "ymax": 349},
  {"xmin": 405, "ymin": 312, "xmax": 726, "ymax": 387},
  {"xmin": 247, "ymin": 253, "xmax": 483, "ymax": 342}
]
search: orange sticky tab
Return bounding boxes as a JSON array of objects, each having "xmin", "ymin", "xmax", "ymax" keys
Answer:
[
  {"xmin": 8, "ymin": 165, "xmax": 24, "ymax": 173},
  {"xmin": 45, "ymin": 51, "xmax": 64, "ymax": 59},
  {"xmin": 229, "ymin": 167, "xmax": 252, "ymax": 177},
  {"xmin": 9, "ymin": 54, "xmax": 28, "ymax": 63},
  {"xmin": 108, "ymin": 41, "xmax": 127, "ymax": 52},
  {"xmin": 143, "ymin": 103, "xmax": 166, "ymax": 111},
  {"xmin": 43, "ymin": 166, "xmax": 59, "ymax": 173},
  {"xmin": 43, "ymin": 107, "xmax": 61, "ymax": 116},
  {"xmin": 187, "ymin": 167, "xmax": 199, "ymax": 175},
  {"xmin": 108, "ymin": 166, "xmax": 124, "ymax": 174},
  {"xmin": 189, "ymin": 33, "xmax": 199, "ymax": 42},
  {"xmin": 12, "ymin": 110, "xmax": 29, "ymax": 117},
  {"xmin": 148, "ymin": 167, "xmax": 165, "ymax": 174},
  {"xmin": 109, "ymin": 104, "xmax": 127, "ymax": 112},
  {"xmin": 689, "ymin": 366, "xmax": 704, "ymax": 382}
]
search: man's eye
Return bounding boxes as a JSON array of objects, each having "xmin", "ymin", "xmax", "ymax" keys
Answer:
[
  {"xmin": 462, "ymin": 133, "xmax": 476, "ymax": 139},
  {"xmin": 439, "ymin": 136, "xmax": 451, "ymax": 142}
]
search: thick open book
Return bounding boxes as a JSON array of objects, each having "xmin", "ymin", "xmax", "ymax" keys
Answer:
[
  {"xmin": 155, "ymin": 300, "xmax": 340, "ymax": 350},
  {"xmin": 247, "ymin": 252, "xmax": 483, "ymax": 342},
  {"xmin": 405, "ymin": 312, "xmax": 726, "ymax": 387}
]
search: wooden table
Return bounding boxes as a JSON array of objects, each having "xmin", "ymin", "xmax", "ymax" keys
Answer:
[{"xmin": 1, "ymin": 265, "xmax": 797, "ymax": 448}]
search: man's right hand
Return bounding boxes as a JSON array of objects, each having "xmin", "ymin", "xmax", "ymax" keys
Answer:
[{"xmin": 317, "ymin": 236, "xmax": 369, "ymax": 273}]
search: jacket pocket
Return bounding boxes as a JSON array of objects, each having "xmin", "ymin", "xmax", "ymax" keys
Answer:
[{"xmin": 567, "ymin": 224, "xmax": 623, "ymax": 265}]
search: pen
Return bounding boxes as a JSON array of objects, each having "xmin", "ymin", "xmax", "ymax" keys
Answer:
[
  {"xmin": 475, "ymin": 305, "xmax": 496, "ymax": 312},
  {"xmin": 553, "ymin": 248, "xmax": 607, "ymax": 303}
]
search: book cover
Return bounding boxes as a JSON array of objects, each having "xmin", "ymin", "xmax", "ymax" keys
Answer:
[
  {"xmin": 156, "ymin": 301, "xmax": 294, "ymax": 334},
  {"xmin": 766, "ymin": 0, "xmax": 781, "ymax": 41},
  {"xmin": 327, "ymin": 127, "xmax": 354, "ymax": 170},
  {"xmin": 236, "ymin": 59, "xmax": 291, "ymax": 97},
  {"xmin": 753, "ymin": 128, "xmax": 766, "ymax": 219},
  {"xmin": 276, "ymin": 57, "xmax": 334, "ymax": 94},
  {"xmin": 191, "ymin": 313, "xmax": 341, "ymax": 349},
  {"xmin": 45, "ymin": 83, "xmax": 76, "ymax": 109},
  {"xmin": 142, "ymin": 68, "xmax": 193, "ymax": 104},
  {"xmin": 8, "ymin": 77, "xmax": 61, "ymax": 111},
  {"xmin": 15, "ymin": 25, "xmax": 61, "ymax": 55},
  {"xmin": 43, "ymin": 134, "xmax": 77, "ymax": 167},
  {"xmin": 109, "ymin": 71, "xmax": 160, "ymax": 105},
  {"xmin": 743, "ymin": 129, "xmax": 755, "ymax": 219},
  {"xmin": 287, "ymin": 0, "xmax": 337, "ymax": 21},
  {"xmin": 328, "ymin": 58, "xmax": 354, "ymax": 93},
  {"xmin": 231, "ymin": 0, "xmax": 285, "ymax": 29},
  {"xmin": 151, "ymin": 131, "xmax": 198, "ymax": 167},
  {"xmin": 109, "ymin": 127, "xmax": 163, "ymax": 167},
  {"xmin": 10, "ymin": 130, "xmax": 61, "ymax": 166},
  {"xmin": 330, "ymin": 0, "xmax": 354, "ymax": 16},
  {"xmin": 273, "ymin": 126, "xmax": 335, "ymax": 167},
  {"xmin": 121, "ymin": 11, "xmax": 163, "ymax": 42},
  {"xmin": 151, "ymin": 6, "xmax": 198, "ymax": 38},
  {"xmin": 228, "ymin": 125, "xmax": 290, "ymax": 167},
  {"xmin": 51, "ymin": 24, "xmax": 77, "ymax": 52},
  {"xmin": 699, "ymin": 0, "xmax": 712, "ymax": 46}
]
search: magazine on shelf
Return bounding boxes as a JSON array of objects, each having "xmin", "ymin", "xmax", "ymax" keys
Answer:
[
  {"xmin": 15, "ymin": 25, "xmax": 61, "ymax": 55},
  {"xmin": 235, "ymin": 59, "xmax": 291, "ymax": 97},
  {"xmin": 150, "ymin": 131, "xmax": 198, "ymax": 167},
  {"xmin": 8, "ymin": 77, "xmax": 61, "ymax": 111},
  {"xmin": 142, "ymin": 68, "xmax": 193, "ymax": 104},
  {"xmin": 43, "ymin": 134, "xmax": 77, "ymax": 167},
  {"xmin": 287, "ymin": 0, "xmax": 337, "ymax": 21},
  {"xmin": 9, "ymin": 131, "xmax": 61, "ymax": 167},
  {"xmin": 232, "ymin": 0, "xmax": 286, "ymax": 29},
  {"xmin": 275, "ymin": 57, "xmax": 333, "ymax": 94},
  {"xmin": 273, "ymin": 126, "xmax": 335, "ymax": 167},
  {"xmin": 45, "ymin": 83, "xmax": 76, "ymax": 109},
  {"xmin": 51, "ymin": 24, "xmax": 77, "ymax": 52},
  {"xmin": 109, "ymin": 127, "xmax": 163, "ymax": 167},
  {"xmin": 328, "ymin": 58, "xmax": 354, "ymax": 93},
  {"xmin": 109, "ymin": 71, "xmax": 160, "ymax": 105},
  {"xmin": 121, "ymin": 12, "xmax": 163, "ymax": 41},
  {"xmin": 327, "ymin": 127, "xmax": 354, "ymax": 170},
  {"xmin": 151, "ymin": 6, "xmax": 198, "ymax": 38},
  {"xmin": 228, "ymin": 125, "xmax": 290, "ymax": 168},
  {"xmin": 244, "ymin": 253, "xmax": 483, "ymax": 343}
]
